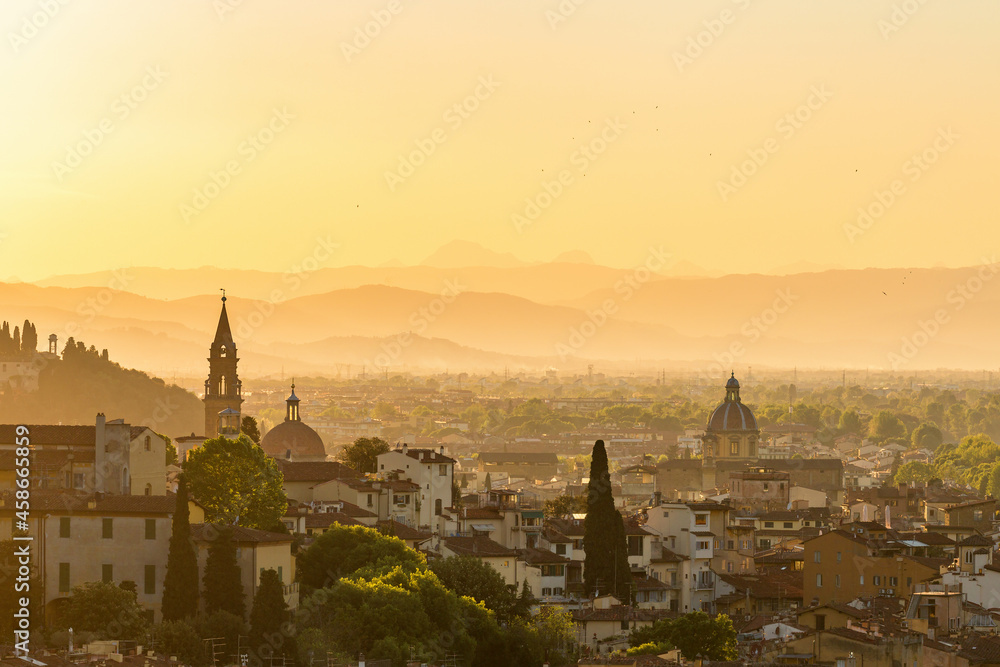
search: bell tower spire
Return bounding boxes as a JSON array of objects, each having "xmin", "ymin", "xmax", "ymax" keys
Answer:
[{"xmin": 204, "ymin": 291, "xmax": 243, "ymax": 437}]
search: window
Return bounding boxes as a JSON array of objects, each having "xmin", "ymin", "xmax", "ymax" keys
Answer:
[
  {"xmin": 783, "ymin": 522, "xmax": 793, "ymax": 529},
  {"xmin": 816, "ymin": 573, "xmax": 823, "ymax": 587},
  {"xmin": 759, "ymin": 539, "xmax": 771, "ymax": 549},
  {"xmin": 393, "ymin": 494, "xmax": 409, "ymax": 505},
  {"xmin": 873, "ymin": 575, "xmax": 881, "ymax": 586},
  {"xmin": 144, "ymin": 483, "xmax": 152, "ymax": 496},
  {"xmin": 889, "ymin": 577, "xmax": 898, "ymax": 586},
  {"xmin": 763, "ymin": 483, "xmax": 769, "ymax": 492},
  {"xmin": 815, "ymin": 614, "xmax": 826, "ymax": 631},
  {"xmin": 59, "ymin": 563, "xmax": 70, "ymax": 593},
  {"xmin": 974, "ymin": 510, "xmax": 984, "ymax": 521},
  {"xmin": 102, "ymin": 564, "xmax": 113, "ymax": 583},
  {"xmin": 145, "ymin": 519, "xmax": 156, "ymax": 540},
  {"xmin": 907, "ymin": 577, "xmax": 912, "ymax": 587},
  {"xmin": 836, "ymin": 551, "xmax": 842, "ymax": 563},
  {"xmin": 764, "ymin": 521, "xmax": 774, "ymax": 528},
  {"xmin": 727, "ymin": 540, "xmax": 735, "ymax": 550},
  {"xmin": 439, "ymin": 464, "xmax": 447, "ymax": 476},
  {"xmin": 144, "ymin": 565, "xmax": 156, "ymax": 595},
  {"xmin": 59, "ymin": 517, "xmax": 71, "ymax": 538},
  {"xmin": 662, "ymin": 511, "xmax": 669, "ymax": 518},
  {"xmin": 694, "ymin": 514, "xmax": 707, "ymax": 526},
  {"xmin": 860, "ymin": 575, "xmax": 865, "ymax": 585},
  {"xmin": 696, "ymin": 540, "xmax": 710, "ymax": 550},
  {"xmin": 730, "ymin": 440, "xmax": 739, "ymax": 455},
  {"xmin": 554, "ymin": 587, "xmax": 563, "ymax": 596},
  {"xmin": 102, "ymin": 518, "xmax": 113, "ymax": 539},
  {"xmin": 367, "ymin": 494, "xmax": 373, "ymax": 507},
  {"xmin": 813, "ymin": 551, "xmax": 821, "ymax": 563},
  {"xmin": 435, "ymin": 499, "xmax": 443, "ymax": 516},
  {"xmin": 628, "ymin": 536, "xmax": 645, "ymax": 556},
  {"xmin": 542, "ymin": 587, "xmax": 552, "ymax": 596},
  {"xmin": 144, "ymin": 436, "xmax": 151, "ymax": 452},
  {"xmin": 556, "ymin": 544, "xmax": 567, "ymax": 555},
  {"xmin": 835, "ymin": 574, "xmax": 841, "ymax": 588}
]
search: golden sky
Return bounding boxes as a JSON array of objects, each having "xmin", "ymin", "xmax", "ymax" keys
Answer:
[{"xmin": 1, "ymin": 0, "xmax": 997, "ymax": 281}]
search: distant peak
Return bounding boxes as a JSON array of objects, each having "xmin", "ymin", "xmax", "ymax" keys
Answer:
[
  {"xmin": 421, "ymin": 240, "xmax": 527, "ymax": 268},
  {"xmin": 552, "ymin": 250, "xmax": 595, "ymax": 264}
]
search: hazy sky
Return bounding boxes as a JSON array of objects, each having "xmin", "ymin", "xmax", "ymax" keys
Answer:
[{"xmin": 1, "ymin": 0, "xmax": 997, "ymax": 280}]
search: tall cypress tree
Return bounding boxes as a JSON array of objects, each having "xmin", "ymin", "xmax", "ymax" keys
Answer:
[
  {"xmin": 162, "ymin": 476, "xmax": 200, "ymax": 620},
  {"xmin": 203, "ymin": 525, "xmax": 245, "ymax": 619},
  {"xmin": 583, "ymin": 440, "xmax": 633, "ymax": 603},
  {"xmin": 249, "ymin": 569, "xmax": 292, "ymax": 660}
]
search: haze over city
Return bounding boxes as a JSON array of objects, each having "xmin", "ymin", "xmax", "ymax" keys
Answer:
[{"xmin": 4, "ymin": 3, "xmax": 1000, "ymax": 667}]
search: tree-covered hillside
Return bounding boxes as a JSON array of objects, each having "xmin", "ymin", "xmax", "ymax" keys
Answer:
[{"xmin": 0, "ymin": 335, "xmax": 202, "ymax": 435}]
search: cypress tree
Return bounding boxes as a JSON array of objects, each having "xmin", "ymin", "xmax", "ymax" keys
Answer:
[
  {"xmin": 249, "ymin": 569, "xmax": 292, "ymax": 660},
  {"xmin": 583, "ymin": 440, "xmax": 633, "ymax": 603},
  {"xmin": 162, "ymin": 476, "xmax": 200, "ymax": 620},
  {"xmin": 203, "ymin": 525, "xmax": 245, "ymax": 619}
]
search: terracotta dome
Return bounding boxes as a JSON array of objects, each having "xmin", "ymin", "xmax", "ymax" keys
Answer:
[
  {"xmin": 260, "ymin": 383, "xmax": 327, "ymax": 461},
  {"xmin": 261, "ymin": 420, "xmax": 326, "ymax": 461}
]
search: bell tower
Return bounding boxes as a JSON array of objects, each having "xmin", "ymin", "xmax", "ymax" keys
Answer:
[{"xmin": 204, "ymin": 292, "xmax": 243, "ymax": 437}]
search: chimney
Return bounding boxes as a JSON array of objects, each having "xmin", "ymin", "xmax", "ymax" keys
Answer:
[
  {"xmin": 402, "ymin": 443, "xmax": 408, "ymax": 454},
  {"xmin": 95, "ymin": 413, "xmax": 107, "ymax": 493},
  {"xmin": 439, "ymin": 445, "xmax": 445, "ymax": 456}
]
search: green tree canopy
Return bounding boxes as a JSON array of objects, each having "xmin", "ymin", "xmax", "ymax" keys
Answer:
[
  {"xmin": 544, "ymin": 494, "xmax": 588, "ymax": 518},
  {"xmin": 241, "ymin": 415, "xmax": 261, "ymax": 444},
  {"xmin": 630, "ymin": 612, "xmax": 736, "ymax": 661},
  {"xmin": 337, "ymin": 436, "xmax": 391, "ymax": 474},
  {"xmin": 429, "ymin": 556, "xmax": 520, "ymax": 623},
  {"xmin": 67, "ymin": 581, "xmax": 148, "ymax": 640},
  {"xmin": 894, "ymin": 461, "xmax": 934, "ymax": 486},
  {"xmin": 911, "ymin": 423, "xmax": 943, "ymax": 450},
  {"xmin": 838, "ymin": 409, "xmax": 862, "ymax": 434},
  {"xmin": 155, "ymin": 620, "xmax": 206, "ymax": 667},
  {"xmin": 869, "ymin": 410, "xmax": 906, "ymax": 442},
  {"xmin": 297, "ymin": 524, "xmax": 425, "ymax": 594},
  {"xmin": 184, "ymin": 434, "xmax": 286, "ymax": 529}
]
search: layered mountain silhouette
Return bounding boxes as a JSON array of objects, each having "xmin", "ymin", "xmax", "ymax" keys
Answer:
[{"xmin": 11, "ymin": 258, "xmax": 1000, "ymax": 376}]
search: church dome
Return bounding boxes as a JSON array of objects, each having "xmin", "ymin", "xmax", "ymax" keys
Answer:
[
  {"xmin": 259, "ymin": 383, "xmax": 327, "ymax": 461},
  {"xmin": 261, "ymin": 420, "xmax": 327, "ymax": 461},
  {"xmin": 707, "ymin": 373, "xmax": 758, "ymax": 432},
  {"xmin": 707, "ymin": 401, "xmax": 757, "ymax": 431}
]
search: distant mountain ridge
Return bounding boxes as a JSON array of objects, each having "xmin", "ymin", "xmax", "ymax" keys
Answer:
[{"xmin": 12, "ymin": 263, "xmax": 1000, "ymax": 374}]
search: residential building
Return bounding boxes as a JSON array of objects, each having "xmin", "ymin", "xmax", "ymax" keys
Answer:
[
  {"xmin": 378, "ymin": 445, "xmax": 455, "ymax": 528},
  {"xmin": 0, "ymin": 417, "xmax": 167, "ymax": 496}
]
